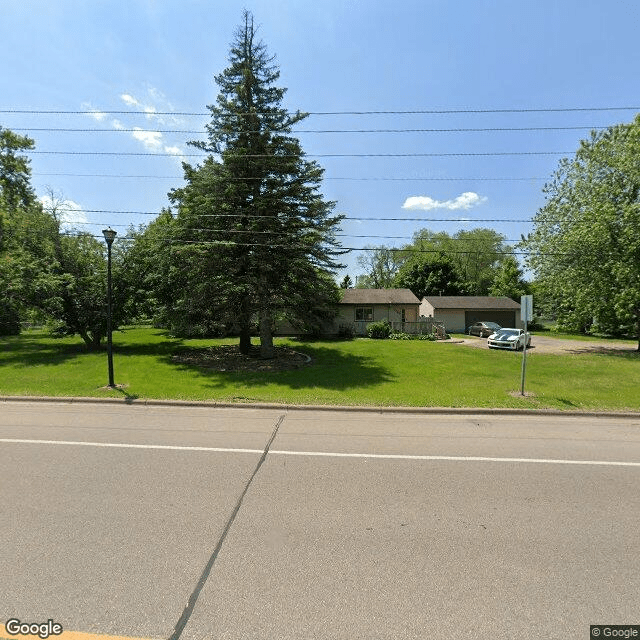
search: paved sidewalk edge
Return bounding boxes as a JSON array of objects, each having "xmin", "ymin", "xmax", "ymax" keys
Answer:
[{"xmin": 0, "ymin": 395, "xmax": 638, "ymax": 419}]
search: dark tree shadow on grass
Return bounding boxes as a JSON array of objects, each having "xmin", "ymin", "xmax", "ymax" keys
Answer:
[
  {"xmin": 0, "ymin": 330, "xmax": 186, "ymax": 368},
  {"xmin": 563, "ymin": 346, "xmax": 639, "ymax": 358},
  {"xmin": 169, "ymin": 343, "xmax": 395, "ymax": 391},
  {"xmin": 0, "ymin": 334, "xmax": 95, "ymax": 368},
  {"xmin": 2, "ymin": 331, "xmax": 392, "ymax": 393}
]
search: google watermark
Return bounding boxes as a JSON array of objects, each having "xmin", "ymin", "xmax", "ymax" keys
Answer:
[
  {"xmin": 4, "ymin": 619, "xmax": 63, "ymax": 639},
  {"xmin": 591, "ymin": 626, "xmax": 640, "ymax": 639}
]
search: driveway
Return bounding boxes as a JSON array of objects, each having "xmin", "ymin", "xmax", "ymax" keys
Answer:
[{"xmin": 454, "ymin": 334, "xmax": 638, "ymax": 355}]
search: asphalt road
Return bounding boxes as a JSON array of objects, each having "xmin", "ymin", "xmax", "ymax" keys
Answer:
[{"xmin": 1, "ymin": 401, "xmax": 639, "ymax": 640}]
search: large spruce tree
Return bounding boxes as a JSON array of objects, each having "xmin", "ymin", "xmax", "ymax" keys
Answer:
[{"xmin": 169, "ymin": 11, "xmax": 344, "ymax": 357}]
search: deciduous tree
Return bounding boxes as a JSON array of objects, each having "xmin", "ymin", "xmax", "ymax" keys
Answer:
[
  {"xmin": 489, "ymin": 255, "xmax": 530, "ymax": 302},
  {"xmin": 355, "ymin": 246, "xmax": 404, "ymax": 288},
  {"xmin": 394, "ymin": 253, "xmax": 465, "ymax": 299},
  {"xmin": 521, "ymin": 116, "xmax": 640, "ymax": 349}
]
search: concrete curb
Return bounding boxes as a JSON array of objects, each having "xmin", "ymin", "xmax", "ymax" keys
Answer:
[{"xmin": 1, "ymin": 395, "xmax": 639, "ymax": 419}]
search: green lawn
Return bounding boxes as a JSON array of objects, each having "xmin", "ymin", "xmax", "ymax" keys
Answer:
[{"xmin": 1, "ymin": 327, "xmax": 638, "ymax": 411}]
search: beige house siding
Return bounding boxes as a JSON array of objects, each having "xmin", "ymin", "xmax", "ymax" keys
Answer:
[
  {"xmin": 337, "ymin": 303, "xmax": 419, "ymax": 335},
  {"xmin": 420, "ymin": 297, "xmax": 522, "ymax": 333},
  {"xmin": 431, "ymin": 309, "xmax": 466, "ymax": 332},
  {"xmin": 419, "ymin": 299, "xmax": 436, "ymax": 317},
  {"xmin": 420, "ymin": 300, "xmax": 465, "ymax": 331}
]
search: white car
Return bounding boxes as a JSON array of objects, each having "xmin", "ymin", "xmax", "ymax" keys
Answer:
[{"xmin": 487, "ymin": 328, "xmax": 531, "ymax": 350}]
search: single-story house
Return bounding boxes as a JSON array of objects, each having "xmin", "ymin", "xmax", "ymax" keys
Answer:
[
  {"xmin": 338, "ymin": 288, "xmax": 421, "ymax": 335},
  {"xmin": 419, "ymin": 296, "xmax": 521, "ymax": 333}
]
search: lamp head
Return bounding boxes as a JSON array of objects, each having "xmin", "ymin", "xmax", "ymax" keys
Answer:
[{"xmin": 102, "ymin": 227, "xmax": 117, "ymax": 246}]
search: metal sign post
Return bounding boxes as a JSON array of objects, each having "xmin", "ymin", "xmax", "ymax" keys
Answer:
[{"xmin": 520, "ymin": 295, "xmax": 533, "ymax": 395}]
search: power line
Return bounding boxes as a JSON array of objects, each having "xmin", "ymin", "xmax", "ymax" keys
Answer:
[
  {"xmin": 51, "ymin": 207, "xmax": 534, "ymax": 222},
  {"xmin": 12, "ymin": 125, "xmax": 608, "ymax": 134},
  {"xmin": 51, "ymin": 207, "xmax": 533, "ymax": 226},
  {"xmin": 64, "ymin": 221, "xmax": 526, "ymax": 242},
  {"xmin": 29, "ymin": 150, "xmax": 571, "ymax": 158},
  {"xmin": 57, "ymin": 232, "xmax": 583, "ymax": 258},
  {"xmin": 3, "ymin": 106, "xmax": 639, "ymax": 116},
  {"xmin": 33, "ymin": 172, "xmax": 544, "ymax": 181}
]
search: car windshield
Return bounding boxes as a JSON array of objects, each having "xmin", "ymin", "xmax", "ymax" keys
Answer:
[
  {"xmin": 485, "ymin": 322, "xmax": 501, "ymax": 329},
  {"xmin": 496, "ymin": 329, "xmax": 520, "ymax": 337}
]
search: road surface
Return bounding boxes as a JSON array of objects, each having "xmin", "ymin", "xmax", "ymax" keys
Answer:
[{"xmin": 1, "ymin": 401, "xmax": 639, "ymax": 639}]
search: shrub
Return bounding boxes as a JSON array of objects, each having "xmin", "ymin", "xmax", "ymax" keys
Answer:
[
  {"xmin": 390, "ymin": 331, "xmax": 438, "ymax": 341},
  {"xmin": 337, "ymin": 323, "xmax": 355, "ymax": 339},
  {"xmin": 367, "ymin": 319, "xmax": 391, "ymax": 339},
  {"xmin": 526, "ymin": 317, "xmax": 546, "ymax": 332}
]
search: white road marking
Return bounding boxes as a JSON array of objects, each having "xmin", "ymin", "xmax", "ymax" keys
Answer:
[
  {"xmin": 272, "ymin": 450, "xmax": 640, "ymax": 467},
  {"xmin": 0, "ymin": 438, "xmax": 263, "ymax": 454},
  {"xmin": 1, "ymin": 437, "xmax": 640, "ymax": 467}
]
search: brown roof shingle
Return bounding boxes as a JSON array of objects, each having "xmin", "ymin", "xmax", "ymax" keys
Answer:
[
  {"xmin": 423, "ymin": 296, "xmax": 520, "ymax": 309},
  {"xmin": 341, "ymin": 288, "xmax": 420, "ymax": 305}
]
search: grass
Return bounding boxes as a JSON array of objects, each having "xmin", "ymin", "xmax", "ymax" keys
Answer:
[
  {"xmin": 1, "ymin": 326, "xmax": 639, "ymax": 411},
  {"xmin": 536, "ymin": 331, "xmax": 638, "ymax": 344}
]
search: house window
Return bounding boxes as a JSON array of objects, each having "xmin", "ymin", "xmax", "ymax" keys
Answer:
[
  {"xmin": 401, "ymin": 309, "xmax": 406, "ymax": 323},
  {"xmin": 355, "ymin": 307, "xmax": 374, "ymax": 322}
]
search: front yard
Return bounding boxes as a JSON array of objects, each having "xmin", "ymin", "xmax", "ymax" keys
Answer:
[{"xmin": 0, "ymin": 327, "xmax": 638, "ymax": 411}]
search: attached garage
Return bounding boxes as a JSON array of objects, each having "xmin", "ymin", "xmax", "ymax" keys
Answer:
[
  {"xmin": 419, "ymin": 296, "xmax": 521, "ymax": 333},
  {"xmin": 464, "ymin": 309, "xmax": 516, "ymax": 328}
]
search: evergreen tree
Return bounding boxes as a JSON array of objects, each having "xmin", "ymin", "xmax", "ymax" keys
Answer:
[
  {"xmin": 169, "ymin": 11, "xmax": 344, "ymax": 357},
  {"xmin": 340, "ymin": 275, "xmax": 353, "ymax": 289}
]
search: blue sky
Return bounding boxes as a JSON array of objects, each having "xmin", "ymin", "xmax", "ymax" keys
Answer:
[{"xmin": 2, "ymin": 0, "xmax": 639, "ymax": 279}]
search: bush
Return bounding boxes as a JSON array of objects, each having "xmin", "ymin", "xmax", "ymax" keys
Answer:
[
  {"xmin": 390, "ymin": 331, "xmax": 438, "ymax": 341},
  {"xmin": 337, "ymin": 323, "xmax": 355, "ymax": 339},
  {"xmin": 367, "ymin": 319, "xmax": 391, "ymax": 339},
  {"xmin": 526, "ymin": 316, "xmax": 546, "ymax": 332}
]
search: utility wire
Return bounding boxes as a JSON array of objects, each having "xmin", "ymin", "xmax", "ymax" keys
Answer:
[
  {"xmin": 49, "ymin": 207, "xmax": 534, "ymax": 222},
  {"xmin": 54, "ymin": 232, "xmax": 585, "ymax": 258},
  {"xmin": 2, "ymin": 106, "xmax": 639, "ymax": 116},
  {"xmin": 12, "ymin": 125, "xmax": 608, "ymax": 134},
  {"xmin": 33, "ymin": 172, "xmax": 544, "ymax": 181},
  {"xmin": 62, "ymin": 221, "xmax": 526, "ymax": 242},
  {"xmin": 29, "ymin": 150, "xmax": 571, "ymax": 157}
]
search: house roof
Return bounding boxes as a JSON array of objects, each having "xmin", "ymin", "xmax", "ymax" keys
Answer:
[
  {"xmin": 341, "ymin": 288, "xmax": 421, "ymax": 305},
  {"xmin": 422, "ymin": 296, "xmax": 521, "ymax": 309}
]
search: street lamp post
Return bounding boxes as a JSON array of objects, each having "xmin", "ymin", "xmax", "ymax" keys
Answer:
[{"xmin": 102, "ymin": 227, "xmax": 117, "ymax": 388}]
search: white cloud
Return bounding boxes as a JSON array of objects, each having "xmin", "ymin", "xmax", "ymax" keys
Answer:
[
  {"xmin": 132, "ymin": 127, "xmax": 163, "ymax": 150},
  {"xmin": 84, "ymin": 87, "xmax": 185, "ymax": 156},
  {"xmin": 40, "ymin": 196, "xmax": 88, "ymax": 230},
  {"xmin": 164, "ymin": 145, "xmax": 186, "ymax": 164},
  {"xmin": 120, "ymin": 93, "xmax": 140, "ymax": 108},
  {"xmin": 402, "ymin": 192, "xmax": 488, "ymax": 211},
  {"xmin": 122, "ymin": 86, "xmax": 185, "ymax": 126}
]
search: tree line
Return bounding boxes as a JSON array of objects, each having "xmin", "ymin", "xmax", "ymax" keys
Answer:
[{"xmin": 348, "ymin": 228, "xmax": 529, "ymax": 302}]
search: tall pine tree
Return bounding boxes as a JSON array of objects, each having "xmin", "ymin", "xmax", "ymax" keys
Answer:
[{"xmin": 169, "ymin": 11, "xmax": 344, "ymax": 357}]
